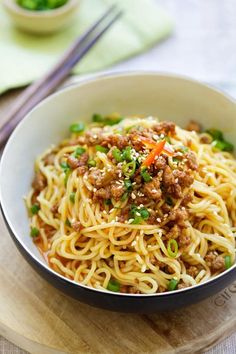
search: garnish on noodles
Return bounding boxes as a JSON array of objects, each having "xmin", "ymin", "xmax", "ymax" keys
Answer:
[{"xmin": 26, "ymin": 115, "xmax": 236, "ymax": 294}]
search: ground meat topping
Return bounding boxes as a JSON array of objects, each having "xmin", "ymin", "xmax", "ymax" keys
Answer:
[
  {"xmin": 185, "ymin": 151, "xmax": 198, "ymax": 170},
  {"xmin": 186, "ymin": 120, "xmax": 201, "ymax": 132},
  {"xmin": 32, "ymin": 172, "xmax": 47, "ymax": 192},
  {"xmin": 205, "ymin": 252, "xmax": 225, "ymax": 271},
  {"xmin": 143, "ymin": 177, "xmax": 162, "ymax": 201}
]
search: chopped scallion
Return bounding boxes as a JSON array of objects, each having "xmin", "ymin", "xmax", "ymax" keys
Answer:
[
  {"xmin": 139, "ymin": 208, "xmax": 149, "ymax": 220},
  {"xmin": 60, "ymin": 161, "xmax": 69, "ymax": 171},
  {"xmin": 121, "ymin": 192, "xmax": 128, "ymax": 202},
  {"xmin": 168, "ymin": 278, "xmax": 179, "ymax": 291},
  {"xmin": 122, "ymin": 146, "xmax": 132, "ymax": 161},
  {"xmin": 212, "ymin": 140, "xmax": 234, "ymax": 152},
  {"xmin": 167, "ymin": 239, "xmax": 178, "ymax": 258},
  {"xmin": 64, "ymin": 169, "xmax": 71, "ymax": 186},
  {"xmin": 31, "ymin": 204, "xmax": 40, "ymax": 215},
  {"xmin": 225, "ymin": 255, "xmax": 232, "ymax": 270},
  {"xmin": 74, "ymin": 147, "xmax": 86, "ymax": 156},
  {"xmin": 206, "ymin": 129, "xmax": 224, "ymax": 141},
  {"xmin": 107, "ymin": 279, "xmax": 120, "ymax": 292},
  {"xmin": 141, "ymin": 168, "xmax": 152, "ymax": 182},
  {"xmin": 92, "ymin": 113, "xmax": 123, "ymax": 126},
  {"xmin": 65, "ymin": 218, "xmax": 71, "ymax": 227},
  {"xmin": 30, "ymin": 227, "xmax": 39, "ymax": 238},
  {"xmin": 124, "ymin": 179, "xmax": 132, "ymax": 191},
  {"xmin": 122, "ymin": 161, "xmax": 136, "ymax": 177},
  {"xmin": 88, "ymin": 159, "xmax": 96, "ymax": 167},
  {"xmin": 112, "ymin": 147, "xmax": 123, "ymax": 162},
  {"xmin": 131, "ymin": 216, "xmax": 143, "ymax": 224},
  {"xmin": 70, "ymin": 192, "xmax": 75, "ymax": 203},
  {"xmin": 166, "ymin": 196, "xmax": 173, "ymax": 206},
  {"xmin": 104, "ymin": 199, "xmax": 112, "ymax": 205},
  {"xmin": 69, "ymin": 122, "xmax": 85, "ymax": 133},
  {"xmin": 96, "ymin": 145, "xmax": 109, "ymax": 153}
]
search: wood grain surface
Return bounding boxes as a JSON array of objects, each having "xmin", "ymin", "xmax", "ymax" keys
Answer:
[{"xmin": 0, "ymin": 90, "xmax": 236, "ymax": 354}]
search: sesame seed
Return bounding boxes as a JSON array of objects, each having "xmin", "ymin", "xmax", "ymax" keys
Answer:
[
  {"xmin": 131, "ymin": 240, "xmax": 137, "ymax": 246},
  {"xmin": 131, "ymin": 192, "xmax": 136, "ymax": 199},
  {"xmin": 156, "ymin": 218, "xmax": 161, "ymax": 222},
  {"xmin": 128, "ymin": 218, "xmax": 134, "ymax": 224},
  {"xmin": 141, "ymin": 265, "xmax": 146, "ymax": 273},
  {"xmin": 93, "ymin": 188, "xmax": 97, "ymax": 192}
]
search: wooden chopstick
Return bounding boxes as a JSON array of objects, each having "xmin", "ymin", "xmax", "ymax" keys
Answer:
[{"xmin": 0, "ymin": 5, "xmax": 122, "ymax": 148}]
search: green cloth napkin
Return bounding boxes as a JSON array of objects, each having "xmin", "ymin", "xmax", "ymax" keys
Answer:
[{"xmin": 0, "ymin": 0, "xmax": 173, "ymax": 94}]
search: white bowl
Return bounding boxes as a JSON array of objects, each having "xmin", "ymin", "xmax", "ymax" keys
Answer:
[{"xmin": 0, "ymin": 72, "xmax": 236, "ymax": 312}]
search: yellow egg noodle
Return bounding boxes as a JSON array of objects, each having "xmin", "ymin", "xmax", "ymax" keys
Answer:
[{"xmin": 26, "ymin": 116, "xmax": 236, "ymax": 294}]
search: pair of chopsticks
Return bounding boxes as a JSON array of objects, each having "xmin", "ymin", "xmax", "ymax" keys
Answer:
[{"xmin": 0, "ymin": 4, "xmax": 122, "ymax": 148}]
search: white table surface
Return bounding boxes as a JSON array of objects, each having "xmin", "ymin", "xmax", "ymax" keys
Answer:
[{"xmin": 1, "ymin": 0, "xmax": 236, "ymax": 353}]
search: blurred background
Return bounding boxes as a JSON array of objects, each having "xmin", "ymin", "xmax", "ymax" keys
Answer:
[{"xmin": 0, "ymin": 0, "xmax": 236, "ymax": 353}]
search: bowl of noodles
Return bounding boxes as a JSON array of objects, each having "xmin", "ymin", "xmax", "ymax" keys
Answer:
[{"xmin": 1, "ymin": 72, "xmax": 236, "ymax": 313}]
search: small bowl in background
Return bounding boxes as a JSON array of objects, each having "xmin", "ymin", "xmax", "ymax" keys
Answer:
[{"xmin": 3, "ymin": 0, "xmax": 79, "ymax": 35}]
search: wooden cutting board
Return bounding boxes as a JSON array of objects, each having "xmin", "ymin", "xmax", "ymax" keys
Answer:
[{"xmin": 1, "ymin": 89, "xmax": 236, "ymax": 354}]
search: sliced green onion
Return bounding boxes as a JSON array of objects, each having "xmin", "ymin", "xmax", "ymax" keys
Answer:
[
  {"xmin": 60, "ymin": 161, "xmax": 69, "ymax": 171},
  {"xmin": 30, "ymin": 227, "xmax": 39, "ymax": 238},
  {"xmin": 70, "ymin": 122, "xmax": 85, "ymax": 133},
  {"xmin": 225, "ymin": 255, "xmax": 232, "ymax": 270},
  {"xmin": 104, "ymin": 199, "xmax": 112, "ymax": 205},
  {"xmin": 166, "ymin": 196, "xmax": 173, "ymax": 206},
  {"xmin": 31, "ymin": 204, "xmax": 40, "ymax": 215},
  {"xmin": 70, "ymin": 192, "xmax": 75, "ymax": 203},
  {"xmin": 121, "ymin": 192, "xmax": 128, "ymax": 202},
  {"xmin": 130, "ymin": 205, "xmax": 149, "ymax": 224},
  {"xmin": 112, "ymin": 147, "xmax": 123, "ymax": 162},
  {"xmin": 168, "ymin": 278, "xmax": 179, "ymax": 291},
  {"xmin": 122, "ymin": 161, "xmax": 136, "ymax": 177},
  {"xmin": 122, "ymin": 146, "xmax": 132, "ymax": 161},
  {"xmin": 124, "ymin": 179, "xmax": 132, "ymax": 191},
  {"xmin": 179, "ymin": 146, "xmax": 189, "ymax": 153},
  {"xmin": 17, "ymin": 0, "xmax": 68, "ymax": 11},
  {"xmin": 206, "ymin": 129, "xmax": 224, "ymax": 141},
  {"xmin": 88, "ymin": 159, "xmax": 96, "ymax": 167},
  {"xmin": 74, "ymin": 147, "xmax": 86, "ymax": 156},
  {"xmin": 96, "ymin": 145, "xmax": 109, "ymax": 153},
  {"xmin": 131, "ymin": 216, "xmax": 143, "ymax": 224},
  {"xmin": 139, "ymin": 208, "xmax": 149, "ymax": 220},
  {"xmin": 92, "ymin": 113, "xmax": 104, "ymax": 123},
  {"xmin": 212, "ymin": 140, "xmax": 234, "ymax": 152},
  {"xmin": 107, "ymin": 279, "xmax": 120, "ymax": 292},
  {"xmin": 65, "ymin": 218, "xmax": 71, "ymax": 227},
  {"xmin": 64, "ymin": 169, "xmax": 71, "ymax": 186},
  {"xmin": 167, "ymin": 239, "xmax": 178, "ymax": 258},
  {"xmin": 92, "ymin": 113, "xmax": 123, "ymax": 126},
  {"xmin": 141, "ymin": 168, "xmax": 152, "ymax": 182},
  {"xmin": 165, "ymin": 136, "xmax": 171, "ymax": 144}
]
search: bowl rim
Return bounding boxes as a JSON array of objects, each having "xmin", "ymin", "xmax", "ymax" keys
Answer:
[
  {"xmin": 1, "ymin": 70, "xmax": 236, "ymax": 298},
  {"xmin": 3, "ymin": 0, "xmax": 79, "ymax": 18}
]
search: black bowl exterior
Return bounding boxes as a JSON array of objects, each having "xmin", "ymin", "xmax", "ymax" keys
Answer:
[{"xmin": 2, "ymin": 206, "xmax": 236, "ymax": 313}]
